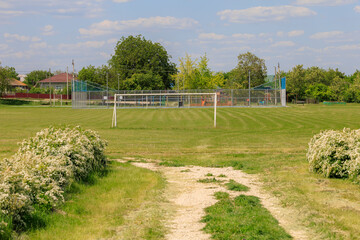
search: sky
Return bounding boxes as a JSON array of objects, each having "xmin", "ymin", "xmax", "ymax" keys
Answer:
[{"xmin": 1, "ymin": 0, "xmax": 360, "ymax": 75}]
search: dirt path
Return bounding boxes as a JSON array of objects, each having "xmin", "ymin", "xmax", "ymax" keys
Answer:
[{"xmin": 123, "ymin": 160, "xmax": 313, "ymax": 240}]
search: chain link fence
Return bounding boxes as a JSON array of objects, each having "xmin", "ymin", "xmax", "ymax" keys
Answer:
[{"xmin": 72, "ymin": 80, "xmax": 284, "ymax": 109}]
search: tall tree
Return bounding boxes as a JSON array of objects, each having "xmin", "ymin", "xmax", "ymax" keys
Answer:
[
  {"xmin": 0, "ymin": 63, "xmax": 19, "ymax": 96},
  {"xmin": 0, "ymin": 64, "xmax": 10, "ymax": 96},
  {"xmin": 285, "ymin": 65, "xmax": 307, "ymax": 100},
  {"xmin": 173, "ymin": 54, "xmax": 225, "ymax": 90},
  {"xmin": 109, "ymin": 35, "xmax": 177, "ymax": 90},
  {"xmin": 226, "ymin": 52, "xmax": 267, "ymax": 89},
  {"xmin": 25, "ymin": 70, "xmax": 52, "ymax": 87}
]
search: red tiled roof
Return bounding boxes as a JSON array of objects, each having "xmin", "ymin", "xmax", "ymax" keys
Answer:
[
  {"xmin": 39, "ymin": 73, "xmax": 76, "ymax": 83},
  {"xmin": 9, "ymin": 78, "xmax": 28, "ymax": 87}
]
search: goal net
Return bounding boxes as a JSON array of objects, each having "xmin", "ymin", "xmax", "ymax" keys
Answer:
[{"xmin": 112, "ymin": 92, "xmax": 217, "ymax": 128}]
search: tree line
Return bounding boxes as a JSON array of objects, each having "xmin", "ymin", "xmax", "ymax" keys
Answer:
[
  {"xmin": 1, "ymin": 35, "xmax": 360, "ymax": 102},
  {"xmin": 284, "ymin": 65, "xmax": 360, "ymax": 103}
]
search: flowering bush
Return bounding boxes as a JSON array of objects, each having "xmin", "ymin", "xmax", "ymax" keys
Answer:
[
  {"xmin": 307, "ymin": 128, "xmax": 360, "ymax": 182},
  {"xmin": 0, "ymin": 126, "xmax": 107, "ymax": 234}
]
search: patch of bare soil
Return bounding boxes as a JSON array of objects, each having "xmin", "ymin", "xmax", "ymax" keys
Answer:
[{"xmin": 120, "ymin": 160, "xmax": 314, "ymax": 240}]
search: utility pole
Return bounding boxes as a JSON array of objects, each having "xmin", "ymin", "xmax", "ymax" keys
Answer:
[
  {"xmin": 66, "ymin": 66, "xmax": 69, "ymax": 101},
  {"xmin": 106, "ymin": 72, "xmax": 109, "ymax": 109},
  {"xmin": 248, "ymin": 70, "xmax": 251, "ymax": 107},
  {"xmin": 117, "ymin": 73, "xmax": 119, "ymax": 93},
  {"xmin": 49, "ymin": 68, "xmax": 52, "ymax": 107},
  {"xmin": 275, "ymin": 66, "xmax": 277, "ymax": 105},
  {"xmin": 72, "ymin": 60, "xmax": 75, "ymax": 106},
  {"xmin": 278, "ymin": 62, "xmax": 281, "ymax": 90}
]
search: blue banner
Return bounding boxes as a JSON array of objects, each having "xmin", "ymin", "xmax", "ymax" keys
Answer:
[{"xmin": 281, "ymin": 77, "xmax": 286, "ymax": 90}]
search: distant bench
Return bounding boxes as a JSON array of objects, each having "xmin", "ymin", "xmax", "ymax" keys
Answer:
[{"xmin": 296, "ymin": 100, "xmax": 305, "ymax": 105}]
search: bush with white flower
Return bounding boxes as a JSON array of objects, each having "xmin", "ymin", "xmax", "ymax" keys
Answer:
[
  {"xmin": 307, "ymin": 128, "xmax": 360, "ymax": 182},
  {"xmin": 0, "ymin": 126, "xmax": 107, "ymax": 236}
]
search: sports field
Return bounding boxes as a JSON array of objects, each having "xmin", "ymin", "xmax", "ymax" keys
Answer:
[{"xmin": 1, "ymin": 103, "xmax": 360, "ymax": 239}]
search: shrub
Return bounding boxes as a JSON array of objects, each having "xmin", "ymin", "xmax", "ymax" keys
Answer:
[
  {"xmin": 0, "ymin": 126, "xmax": 107, "ymax": 233},
  {"xmin": 307, "ymin": 128, "xmax": 360, "ymax": 182}
]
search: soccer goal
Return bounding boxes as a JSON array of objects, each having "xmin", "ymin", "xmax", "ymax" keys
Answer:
[{"xmin": 112, "ymin": 92, "xmax": 217, "ymax": 128}]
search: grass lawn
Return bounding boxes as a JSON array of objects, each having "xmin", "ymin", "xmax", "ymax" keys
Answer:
[
  {"xmin": 1, "ymin": 103, "xmax": 360, "ymax": 239},
  {"xmin": 24, "ymin": 161, "xmax": 166, "ymax": 240}
]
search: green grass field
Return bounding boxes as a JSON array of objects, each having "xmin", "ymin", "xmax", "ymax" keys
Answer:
[{"xmin": 1, "ymin": 103, "xmax": 360, "ymax": 239}]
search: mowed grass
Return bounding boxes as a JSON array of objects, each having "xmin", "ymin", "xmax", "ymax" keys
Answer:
[{"xmin": 1, "ymin": 103, "xmax": 360, "ymax": 238}]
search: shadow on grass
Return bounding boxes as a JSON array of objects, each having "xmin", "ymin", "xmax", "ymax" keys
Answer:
[{"xmin": 0, "ymin": 98, "xmax": 32, "ymax": 105}]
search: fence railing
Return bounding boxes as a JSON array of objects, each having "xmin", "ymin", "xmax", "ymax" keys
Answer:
[{"xmin": 3, "ymin": 92, "xmax": 71, "ymax": 100}]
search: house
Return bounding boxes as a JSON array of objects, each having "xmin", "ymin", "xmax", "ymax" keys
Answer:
[
  {"xmin": 9, "ymin": 78, "xmax": 28, "ymax": 90},
  {"xmin": 17, "ymin": 74, "xmax": 27, "ymax": 82},
  {"xmin": 38, "ymin": 73, "xmax": 75, "ymax": 90}
]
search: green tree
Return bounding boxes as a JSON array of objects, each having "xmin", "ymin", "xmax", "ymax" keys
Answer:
[
  {"xmin": 0, "ymin": 65, "xmax": 9, "ymax": 96},
  {"xmin": 343, "ymin": 73, "xmax": 360, "ymax": 103},
  {"xmin": 78, "ymin": 65, "xmax": 107, "ymax": 86},
  {"xmin": 305, "ymin": 83, "xmax": 333, "ymax": 102},
  {"xmin": 173, "ymin": 54, "xmax": 225, "ymax": 90},
  {"xmin": 226, "ymin": 52, "xmax": 267, "ymax": 89},
  {"xmin": 123, "ymin": 73, "xmax": 164, "ymax": 90},
  {"xmin": 0, "ymin": 63, "xmax": 19, "ymax": 96},
  {"xmin": 329, "ymin": 76, "xmax": 349, "ymax": 101},
  {"xmin": 304, "ymin": 67, "xmax": 326, "ymax": 86},
  {"xmin": 25, "ymin": 70, "xmax": 52, "ymax": 87},
  {"xmin": 5, "ymin": 67, "xmax": 19, "ymax": 80},
  {"xmin": 109, "ymin": 35, "xmax": 177, "ymax": 90},
  {"xmin": 285, "ymin": 65, "xmax": 307, "ymax": 100}
]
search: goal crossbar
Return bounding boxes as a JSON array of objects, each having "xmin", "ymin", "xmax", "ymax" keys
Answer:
[{"xmin": 112, "ymin": 92, "xmax": 217, "ymax": 128}]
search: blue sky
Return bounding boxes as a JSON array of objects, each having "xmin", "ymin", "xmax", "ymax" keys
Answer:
[{"xmin": 1, "ymin": 0, "xmax": 360, "ymax": 75}]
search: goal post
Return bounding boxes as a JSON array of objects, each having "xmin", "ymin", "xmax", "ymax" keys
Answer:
[{"xmin": 112, "ymin": 92, "xmax": 217, "ymax": 128}]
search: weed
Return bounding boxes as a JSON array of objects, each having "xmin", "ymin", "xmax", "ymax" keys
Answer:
[
  {"xmin": 197, "ymin": 178, "xmax": 223, "ymax": 183},
  {"xmin": 225, "ymin": 179, "xmax": 249, "ymax": 192},
  {"xmin": 159, "ymin": 161, "xmax": 185, "ymax": 167},
  {"xmin": 202, "ymin": 193, "xmax": 292, "ymax": 239}
]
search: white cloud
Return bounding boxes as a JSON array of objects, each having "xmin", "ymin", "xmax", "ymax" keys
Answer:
[
  {"xmin": 310, "ymin": 31, "xmax": 343, "ymax": 39},
  {"xmin": 217, "ymin": 6, "xmax": 316, "ymax": 23},
  {"xmin": 0, "ymin": 10, "xmax": 23, "ymax": 16},
  {"xmin": 355, "ymin": 6, "xmax": 360, "ymax": 12},
  {"xmin": 288, "ymin": 30, "xmax": 304, "ymax": 37},
  {"xmin": 59, "ymin": 41, "xmax": 105, "ymax": 50},
  {"xmin": 83, "ymin": 41, "xmax": 105, "ymax": 48},
  {"xmin": 295, "ymin": 0, "xmax": 356, "ymax": 6},
  {"xmin": 30, "ymin": 42, "xmax": 47, "ymax": 49},
  {"xmin": 0, "ymin": 1, "xmax": 12, "ymax": 8},
  {"xmin": 271, "ymin": 41, "xmax": 296, "ymax": 47},
  {"xmin": 198, "ymin": 33, "xmax": 226, "ymax": 40},
  {"xmin": 107, "ymin": 38, "xmax": 118, "ymax": 45},
  {"xmin": 79, "ymin": 17, "xmax": 199, "ymax": 36},
  {"xmin": 112, "ymin": 0, "xmax": 132, "ymax": 2},
  {"xmin": 0, "ymin": 43, "xmax": 8, "ymax": 50},
  {"xmin": 232, "ymin": 33, "xmax": 255, "ymax": 39},
  {"xmin": 277, "ymin": 31, "xmax": 285, "ymax": 37},
  {"xmin": 55, "ymin": 8, "xmax": 78, "ymax": 14},
  {"xmin": 4, "ymin": 33, "xmax": 41, "ymax": 42},
  {"xmin": 325, "ymin": 44, "xmax": 360, "ymax": 51},
  {"xmin": 42, "ymin": 25, "xmax": 55, "ymax": 36}
]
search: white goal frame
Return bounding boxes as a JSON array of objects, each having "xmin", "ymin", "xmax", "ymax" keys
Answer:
[{"xmin": 112, "ymin": 93, "xmax": 217, "ymax": 128}]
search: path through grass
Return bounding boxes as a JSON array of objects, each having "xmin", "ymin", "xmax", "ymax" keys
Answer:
[{"xmin": 2, "ymin": 103, "xmax": 360, "ymax": 238}]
